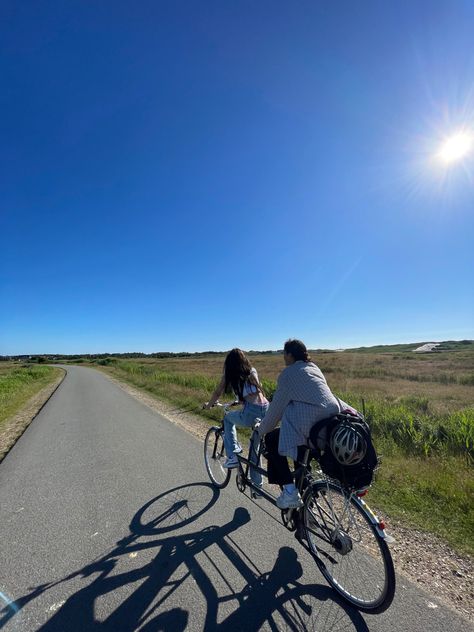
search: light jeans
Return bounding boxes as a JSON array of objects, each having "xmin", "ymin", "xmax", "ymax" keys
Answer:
[{"xmin": 224, "ymin": 402, "xmax": 269, "ymax": 487}]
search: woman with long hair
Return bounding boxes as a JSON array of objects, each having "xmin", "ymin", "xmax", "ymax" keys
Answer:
[{"xmin": 203, "ymin": 349, "xmax": 269, "ymax": 484}]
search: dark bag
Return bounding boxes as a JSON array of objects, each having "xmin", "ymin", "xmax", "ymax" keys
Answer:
[{"xmin": 309, "ymin": 410, "xmax": 378, "ymax": 491}]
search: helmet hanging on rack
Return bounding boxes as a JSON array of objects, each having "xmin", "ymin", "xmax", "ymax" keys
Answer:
[{"xmin": 330, "ymin": 422, "xmax": 367, "ymax": 465}]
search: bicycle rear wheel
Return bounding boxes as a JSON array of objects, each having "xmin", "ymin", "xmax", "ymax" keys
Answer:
[
  {"xmin": 303, "ymin": 480, "xmax": 395, "ymax": 613},
  {"xmin": 204, "ymin": 427, "xmax": 231, "ymax": 488}
]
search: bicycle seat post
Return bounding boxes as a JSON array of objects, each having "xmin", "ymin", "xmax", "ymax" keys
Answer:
[{"xmin": 295, "ymin": 447, "xmax": 311, "ymax": 493}]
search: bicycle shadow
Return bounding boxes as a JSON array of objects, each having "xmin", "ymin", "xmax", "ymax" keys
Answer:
[{"xmin": 1, "ymin": 482, "xmax": 369, "ymax": 632}]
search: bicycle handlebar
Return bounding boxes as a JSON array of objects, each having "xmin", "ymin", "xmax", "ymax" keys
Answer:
[
  {"xmin": 202, "ymin": 400, "xmax": 240, "ymax": 411},
  {"xmin": 214, "ymin": 400, "xmax": 240, "ymax": 410}
]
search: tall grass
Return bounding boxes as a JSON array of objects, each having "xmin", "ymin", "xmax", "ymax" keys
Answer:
[
  {"xmin": 94, "ymin": 358, "xmax": 474, "ymax": 461},
  {"xmin": 327, "ymin": 366, "xmax": 472, "ymax": 386},
  {"xmin": 111, "ymin": 360, "xmax": 217, "ymax": 391},
  {"xmin": 341, "ymin": 393, "xmax": 474, "ymax": 461}
]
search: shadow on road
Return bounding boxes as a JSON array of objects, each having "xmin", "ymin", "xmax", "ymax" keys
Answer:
[{"xmin": 0, "ymin": 482, "xmax": 368, "ymax": 632}]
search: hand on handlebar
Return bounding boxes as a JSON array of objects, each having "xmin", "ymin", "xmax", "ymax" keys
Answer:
[
  {"xmin": 203, "ymin": 400, "xmax": 240, "ymax": 411},
  {"xmin": 251, "ymin": 420, "xmax": 266, "ymax": 449}
]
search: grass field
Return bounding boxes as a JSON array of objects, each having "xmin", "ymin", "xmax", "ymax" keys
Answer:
[
  {"xmin": 0, "ymin": 363, "xmax": 63, "ymax": 428},
  {"xmin": 87, "ymin": 346, "xmax": 474, "ymax": 555}
]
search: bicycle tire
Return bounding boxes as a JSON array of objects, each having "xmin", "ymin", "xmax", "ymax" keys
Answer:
[
  {"xmin": 302, "ymin": 480, "xmax": 395, "ymax": 613},
  {"xmin": 204, "ymin": 427, "xmax": 231, "ymax": 488}
]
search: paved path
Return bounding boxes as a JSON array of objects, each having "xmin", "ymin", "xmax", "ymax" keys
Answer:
[{"xmin": 0, "ymin": 365, "xmax": 470, "ymax": 631}]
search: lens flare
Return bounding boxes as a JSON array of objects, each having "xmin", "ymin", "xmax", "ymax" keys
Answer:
[{"xmin": 438, "ymin": 131, "xmax": 473, "ymax": 163}]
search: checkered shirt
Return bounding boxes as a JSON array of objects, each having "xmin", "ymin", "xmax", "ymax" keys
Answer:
[{"xmin": 259, "ymin": 361, "xmax": 339, "ymax": 460}]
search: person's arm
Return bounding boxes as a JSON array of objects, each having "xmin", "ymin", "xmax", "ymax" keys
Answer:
[
  {"xmin": 258, "ymin": 370, "xmax": 291, "ymax": 435},
  {"xmin": 245, "ymin": 368, "xmax": 262, "ymax": 395},
  {"xmin": 203, "ymin": 375, "xmax": 226, "ymax": 409}
]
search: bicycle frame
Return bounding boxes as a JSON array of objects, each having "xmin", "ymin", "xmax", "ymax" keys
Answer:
[
  {"xmin": 235, "ymin": 433, "xmax": 317, "ymax": 509},
  {"xmin": 235, "ymin": 433, "xmax": 279, "ymax": 504},
  {"xmin": 212, "ymin": 401, "xmax": 392, "ymax": 542}
]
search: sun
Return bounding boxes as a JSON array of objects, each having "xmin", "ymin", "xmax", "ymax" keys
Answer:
[{"xmin": 438, "ymin": 131, "xmax": 473, "ymax": 164}]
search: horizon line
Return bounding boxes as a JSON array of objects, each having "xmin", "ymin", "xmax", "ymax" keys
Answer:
[{"xmin": 2, "ymin": 338, "xmax": 473, "ymax": 357}]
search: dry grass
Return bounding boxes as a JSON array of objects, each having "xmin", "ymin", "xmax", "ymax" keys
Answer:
[{"xmin": 98, "ymin": 349, "xmax": 474, "ymax": 413}]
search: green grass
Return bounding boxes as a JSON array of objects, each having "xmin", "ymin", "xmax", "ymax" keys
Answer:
[
  {"xmin": 0, "ymin": 363, "xmax": 62, "ymax": 427},
  {"xmin": 95, "ymin": 359, "xmax": 223, "ymax": 421},
  {"xmin": 341, "ymin": 393, "xmax": 474, "ymax": 460},
  {"xmin": 369, "ymin": 455, "xmax": 473, "ymax": 555}
]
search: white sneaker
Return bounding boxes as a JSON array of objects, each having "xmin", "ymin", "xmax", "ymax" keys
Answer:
[
  {"xmin": 223, "ymin": 455, "xmax": 239, "ymax": 469},
  {"xmin": 276, "ymin": 488, "xmax": 303, "ymax": 509}
]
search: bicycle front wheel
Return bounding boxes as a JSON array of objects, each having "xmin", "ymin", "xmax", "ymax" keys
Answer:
[
  {"xmin": 204, "ymin": 427, "xmax": 231, "ymax": 488},
  {"xmin": 303, "ymin": 480, "xmax": 395, "ymax": 613}
]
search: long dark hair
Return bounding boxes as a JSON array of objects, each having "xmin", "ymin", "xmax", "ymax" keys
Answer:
[
  {"xmin": 284, "ymin": 339, "xmax": 312, "ymax": 362},
  {"xmin": 224, "ymin": 348, "xmax": 262, "ymax": 400}
]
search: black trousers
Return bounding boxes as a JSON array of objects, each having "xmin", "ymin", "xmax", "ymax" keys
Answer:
[{"xmin": 265, "ymin": 428, "xmax": 307, "ymax": 486}]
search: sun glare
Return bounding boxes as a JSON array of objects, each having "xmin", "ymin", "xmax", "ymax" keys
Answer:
[{"xmin": 438, "ymin": 131, "xmax": 473, "ymax": 164}]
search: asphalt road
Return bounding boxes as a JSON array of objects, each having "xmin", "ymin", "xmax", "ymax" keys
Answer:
[{"xmin": 0, "ymin": 365, "xmax": 470, "ymax": 632}]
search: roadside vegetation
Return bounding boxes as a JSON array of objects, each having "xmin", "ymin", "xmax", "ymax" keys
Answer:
[
  {"xmin": 0, "ymin": 363, "xmax": 65, "ymax": 464},
  {"xmin": 1, "ymin": 348, "xmax": 470, "ymax": 553},
  {"xmin": 72, "ymin": 345, "xmax": 473, "ymax": 554},
  {"xmin": 0, "ymin": 363, "xmax": 63, "ymax": 429}
]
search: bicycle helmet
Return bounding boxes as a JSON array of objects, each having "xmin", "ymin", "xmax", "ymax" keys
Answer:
[{"xmin": 330, "ymin": 423, "xmax": 367, "ymax": 465}]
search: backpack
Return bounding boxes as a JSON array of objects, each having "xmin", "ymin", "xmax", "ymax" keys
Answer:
[{"xmin": 308, "ymin": 409, "xmax": 378, "ymax": 491}]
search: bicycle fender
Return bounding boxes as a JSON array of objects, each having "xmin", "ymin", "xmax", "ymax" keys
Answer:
[{"xmin": 357, "ymin": 497, "xmax": 396, "ymax": 542}]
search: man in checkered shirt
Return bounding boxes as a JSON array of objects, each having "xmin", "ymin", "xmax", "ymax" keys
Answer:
[{"xmin": 258, "ymin": 339, "xmax": 340, "ymax": 509}]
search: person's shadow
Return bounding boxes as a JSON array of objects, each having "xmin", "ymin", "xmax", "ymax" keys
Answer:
[{"xmin": 1, "ymin": 482, "xmax": 369, "ymax": 631}]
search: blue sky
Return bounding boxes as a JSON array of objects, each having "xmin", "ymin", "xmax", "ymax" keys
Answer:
[{"xmin": 1, "ymin": 1, "xmax": 473, "ymax": 354}]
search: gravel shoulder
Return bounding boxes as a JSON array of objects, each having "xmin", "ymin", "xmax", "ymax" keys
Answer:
[{"xmin": 103, "ymin": 369, "xmax": 473, "ymax": 622}]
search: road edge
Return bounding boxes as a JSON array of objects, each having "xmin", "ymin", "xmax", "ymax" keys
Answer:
[{"xmin": 0, "ymin": 367, "xmax": 67, "ymax": 464}]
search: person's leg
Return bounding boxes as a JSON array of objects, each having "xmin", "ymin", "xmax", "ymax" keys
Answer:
[
  {"xmin": 223, "ymin": 409, "xmax": 243, "ymax": 457},
  {"xmin": 247, "ymin": 429, "xmax": 263, "ymax": 487},
  {"xmin": 265, "ymin": 430, "xmax": 303, "ymax": 509},
  {"xmin": 265, "ymin": 429, "xmax": 293, "ymax": 486}
]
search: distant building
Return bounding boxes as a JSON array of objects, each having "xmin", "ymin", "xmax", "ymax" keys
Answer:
[{"xmin": 413, "ymin": 343, "xmax": 440, "ymax": 353}]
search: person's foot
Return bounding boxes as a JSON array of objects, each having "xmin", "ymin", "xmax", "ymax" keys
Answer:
[
  {"xmin": 276, "ymin": 488, "xmax": 303, "ymax": 509},
  {"xmin": 251, "ymin": 484, "xmax": 263, "ymax": 499},
  {"xmin": 223, "ymin": 455, "xmax": 239, "ymax": 469}
]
